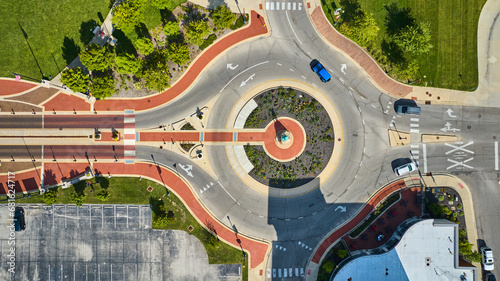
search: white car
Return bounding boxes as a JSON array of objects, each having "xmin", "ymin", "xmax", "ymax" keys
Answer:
[
  {"xmin": 481, "ymin": 246, "xmax": 495, "ymax": 271},
  {"xmin": 394, "ymin": 162, "xmax": 417, "ymax": 176}
]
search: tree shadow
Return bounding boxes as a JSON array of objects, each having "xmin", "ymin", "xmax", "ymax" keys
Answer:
[
  {"xmin": 113, "ymin": 29, "xmax": 136, "ymax": 55},
  {"xmin": 381, "ymin": 39, "xmax": 405, "ymax": 65},
  {"xmin": 385, "ymin": 3, "xmax": 415, "ymax": 36},
  {"xmin": 80, "ymin": 19, "xmax": 98, "ymax": 45},
  {"xmin": 97, "ymin": 12, "xmax": 105, "ymax": 24},
  {"xmin": 73, "ymin": 181, "xmax": 86, "ymax": 194},
  {"xmin": 61, "ymin": 37, "xmax": 81, "ymax": 65},
  {"xmin": 321, "ymin": 0, "xmax": 337, "ymax": 17},
  {"xmin": 207, "ymin": 0, "xmax": 226, "ymax": 10},
  {"xmin": 160, "ymin": 8, "xmax": 174, "ymax": 24},
  {"xmin": 135, "ymin": 22, "xmax": 150, "ymax": 38},
  {"xmin": 149, "ymin": 196, "xmax": 165, "ymax": 216},
  {"xmin": 97, "ymin": 176, "xmax": 109, "ymax": 189},
  {"xmin": 339, "ymin": 0, "xmax": 364, "ymax": 23},
  {"xmin": 43, "ymin": 169, "xmax": 58, "ymax": 186}
]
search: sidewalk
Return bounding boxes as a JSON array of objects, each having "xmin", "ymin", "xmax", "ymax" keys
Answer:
[
  {"xmin": 94, "ymin": 10, "xmax": 268, "ymax": 112},
  {"xmin": 307, "ymin": 0, "xmax": 500, "ymax": 108}
]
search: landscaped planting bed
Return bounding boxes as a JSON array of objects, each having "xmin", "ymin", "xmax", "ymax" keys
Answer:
[{"xmin": 244, "ymin": 87, "xmax": 334, "ymax": 188}]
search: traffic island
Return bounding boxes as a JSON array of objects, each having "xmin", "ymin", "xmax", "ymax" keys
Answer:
[
  {"xmin": 388, "ymin": 129, "xmax": 411, "ymax": 147},
  {"xmin": 421, "ymin": 134, "xmax": 460, "ymax": 143}
]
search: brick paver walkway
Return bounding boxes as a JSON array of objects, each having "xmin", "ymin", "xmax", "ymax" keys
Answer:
[
  {"xmin": 0, "ymin": 79, "xmax": 38, "ymax": 96},
  {"xmin": 311, "ymin": 180, "xmax": 406, "ymax": 263},
  {"xmin": 311, "ymin": 7, "xmax": 413, "ymax": 97}
]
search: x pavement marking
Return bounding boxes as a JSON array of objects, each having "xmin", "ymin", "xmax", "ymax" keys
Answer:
[
  {"xmin": 447, "ymin": 158, "xmax": 474, "ymax": 169},
  {"xmin": 445, "ymin": 141, "xmax": 474, "ymax": 155}
]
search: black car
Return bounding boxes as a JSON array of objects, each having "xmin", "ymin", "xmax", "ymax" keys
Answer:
[
  {"xmin": 14, "ymin": 207, "xmax": 25, "ymax": 231},
  {"xmin": 486, "ymin": 273, "xmax": 496, "ymax": 281}
]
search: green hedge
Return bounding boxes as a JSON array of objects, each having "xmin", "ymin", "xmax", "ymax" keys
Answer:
[{"xmin": 200, "ymin": 34, "xmax": 217, "ymax": 50}]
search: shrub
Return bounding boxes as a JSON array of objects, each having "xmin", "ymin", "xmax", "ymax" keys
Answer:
[
  {"xmin": 211, "ymin": 5, "xmax": 236, "ymax": 29},
  {"xmin": 43, "ymin": 189, "xmax": 58, "ymax": 205},
  {"xmin": 441, "ymin": 206, "xmax": 452, "ymax": 216},
  {"xmin": 322, "ymin": 260, "xmax": 335, "ymax": 274},
  {"xmin": 438, "ymin": 195, "xmax": 444, "ymax": 201},
  {"xmin": 457, "ymin": 204, "xmax": 463, "ymax": 210},
  {"xmin": 163, "ymin": 20, "xmax": 181, "ymax": 38},
  {"xmin": 115, "ymin": 53, "xmax": 141, "ymax": 74},
  {"xmin": 199, "ymin": 34, "xmax": 217, "ymax": 50},
  {"xmin": 70, "ymin": 192, "xmax": 86, "ymax": 206},
  {"xmin": 90, "ymin": 75, "xmax": 115, "ymax": 100},
  {"xmin": 80, "ymin": 44, "xmax": 114, "ymax": 72},
  {"xmin": 427, "ymin": 202, "xmax": 439, "ymax": 216},
  {"xmin": 337, "ymin": 249, "xmax": 349, "ymax": 259},
  {"xmin": 459, "ymin": 211, "xmax": 464, "ymax": 216},
  {"xmin": 135, "ymin": 38, "xmax": 154, "ymax": 56},
  {"xmin": 185, "ymin": 20, "xmax": 211, "ymax": 46},
  {"xmin": 96, "ymin": 190, "xmax": 110, "ymax": 201},
  {"xmin": 112, "ymin": 0, "xmax": 147, "ymax": 34},
  {"xmin": 201, "ymin": 228, "xmax": 218, "ymax": 246},
  {"xmin": 60, "ymin": 67, "xmax": 90, "ymax": 93},
  {"xmin": 230, "ymin": 14, "xmax": 246, "ymax": 30},
  {"xmin": 452, "ymin": 212, "xmax": 457, "ymax": 218}
]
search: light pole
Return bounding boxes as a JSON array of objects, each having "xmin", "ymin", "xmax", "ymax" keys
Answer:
[{"xmin": 391, "ymin": 120, "xmax": 406, "ymax": 140}]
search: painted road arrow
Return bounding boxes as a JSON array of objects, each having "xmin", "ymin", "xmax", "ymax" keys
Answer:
[
  {"xmin": 341, "ymin": 64, "xmax": 347, "ymax": 74},
  {"xmin": 227, "ymin": 63, "xmax": 238, "ymax": 70},
  {"xmin": 335, "ymin": 205, "xmax": 346, "ymax": 212},
  {"xmin": 240, "ymin": 73, "xmax": 255, "ymax": 87},
  {"xmin": 446, "ymin": 108, "xmax": 456, "ymax": 118}
]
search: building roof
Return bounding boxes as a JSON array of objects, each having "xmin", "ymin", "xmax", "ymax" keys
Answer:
[{"xmin": 332, "ymin": 219, "xmax": 476, "ymax": 281}]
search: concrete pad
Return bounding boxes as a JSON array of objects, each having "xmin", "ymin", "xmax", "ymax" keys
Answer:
[
  {"xmin": 388, "ymin": 130, "xmax": 411, "ymax": 147},
  {"xmin": 421, "ymin": 134, "xmax": 460, "ymax": 143}
]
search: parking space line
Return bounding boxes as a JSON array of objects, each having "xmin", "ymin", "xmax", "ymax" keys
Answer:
[
  {"xmin": 114, "ymin": 205, "xmax": 117, "ymax": 228},
  {"xmin": 102, "ymin": 205, "xmax": 104, "ymax": 228},
  {"xmin": 495, "ymin": 141, "xmax": 498, "ymax": 170},
  {"xmin": 127, "ymin": 206, "xmax": 129, "ymax": 228},
  {"xmin": 65, "ymin": 205, "xmax": 67, "ymax": 228},
  {"xmin": 423, "ymin": 144, "xmax": 427, "ymax": 173}
]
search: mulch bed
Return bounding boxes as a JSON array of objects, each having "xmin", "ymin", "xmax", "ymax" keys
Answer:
[{"xmin": 244, "ymin": 87, "xmax": 334, "ymax": 188}]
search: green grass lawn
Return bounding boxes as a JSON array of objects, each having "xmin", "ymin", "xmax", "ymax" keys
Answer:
[
  {"xmin": 0, "ymin": 0, "xmax": 111, "ymax": 80},
  {"xmin": 8, "ymin": 176, "xmax": 247, "ymax": 280},
  {"xmin": 322, "ymin": 0, "xmax": 486, "ymax": 90}
]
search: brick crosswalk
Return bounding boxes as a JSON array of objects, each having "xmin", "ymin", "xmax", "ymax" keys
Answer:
[{"xmin": 123, "ymin": 110, "xmax": 136, "ymax": 163}]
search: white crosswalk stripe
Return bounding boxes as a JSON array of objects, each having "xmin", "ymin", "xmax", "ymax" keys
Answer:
[
  {"xmin": 265, "ymin": 1, "xmax": 302, "ymax": 11},
  {"xmin": 271, "ymin": 268, "xmax": 304, "ymax": 278}
]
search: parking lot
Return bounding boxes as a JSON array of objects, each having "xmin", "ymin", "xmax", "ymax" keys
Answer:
[{"xmin": 0, "ymin": 204, "xmax": 241, "ymax": 281}]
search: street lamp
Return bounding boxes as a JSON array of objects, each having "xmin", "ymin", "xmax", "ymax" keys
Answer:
[
  {"xmin": 408, "ymin": 75, "xmax": 426, "ymax": 85},
  {"xmin": 391, "ymin": 120, "xmax": 406, "ymax": 140}
]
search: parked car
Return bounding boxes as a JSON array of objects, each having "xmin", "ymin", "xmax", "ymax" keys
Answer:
[
  {"xmin": 311, "ymin": 60, "xmax": 331, "ymax": 82},
  {"xmin": 396, "ymin": 105, "xmax": 421, "ymax": 115},
  {"xmin": 481, "ymin": 246, "xmax": 495, "ymax": 271},
  {"xmin": 14, "ymin": 207, "xmax": 25, "ymax": 231},
  {"xmin": 394, "ymin": 162, "xmax": 417, "ymax": 176},
  {"xmin": 485, "ymin": 273, "xmax": 496, "ymax": 281}
]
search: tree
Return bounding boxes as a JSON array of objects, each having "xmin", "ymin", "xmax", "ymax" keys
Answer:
[
  {"xmin": 142, "ymin": 68, "xmax": 171, "ymax": 92},
  {"xmin": 43, "ymin": 189, "xmax": 57, "ymax": 205},
  {"xmin": 150, "ymin": 0, "xmax": 170, "ymax": 9},
  {"xmin": 135, "ymin": 38, "xmax": 154, "ymax": 56},
  {"xmin": 90, "ymin": 75, "xmax": 115, "ymax": 100},
  {"xmin": 463, "ymin": 251, "xmax": 481, "ymax": 263},
  {"xmin": 112, "ymin": 0, "xmax": 147, "ymax": 34},
  {"xmin": 163, "ymin": 20, "xmax": 181, "ymax": 38},
  {"xmin": 115, "ymin": 53, "xmax": 142, "ymax": 74},
  {"xmin": 212, "ymin": 5, "xmax": 236, "ymax": 29},
  {"xmin": 60, "ymin": 67, "xmax": 90, "ymax": 93},
  {"xmin": 337, "ymin": 249, "xmax": 349, "ymax": 259},
  {"xmin": 80, "ymin": 44, "xmax": 114, "ymax": 72},
  {"xmin": 339, "ymin": 12, "xmax": 379, "ymax": 47},
  {"xmin": 394, "ymin": 22, "xmax": 433, "ymax": 55},
  {"xmin": 70, "ymin": 192, "xmax": 86, "ymax": 206},
  {"xmin": 96, "ymin": 190, "xmax": 110, "ymax": 201},
  {"xmin": 322, "ymin": 260, "xmax": 335, "ymax": 274},
  {"xmin": 185, "ymin": 20, "xmax": 211, "ymax": 46},
  {"xmin": 168, "ymin": 43, "xmax": 190, "ymax": 65}
]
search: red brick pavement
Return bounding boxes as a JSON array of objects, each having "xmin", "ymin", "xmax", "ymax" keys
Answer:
[
  {"xmin": 204, "ymin": 132, "xmax": 233, "ymax": 142},
  {"xmin": 311, "ymin": 180, "xmax": 406, "ymax": 263},
  {"xmin": 343, "ymin": 188, "xmax": 422, "ymax": 251},
  {"xmin": 0, "ymin": 79, "xmax": 38, "ymax": 96},
  {"xmin": 0, "ymin": 168, "xmax": 41, "ymax": 195},
  {"xmin": 311, "ymin": 7, "xmax": 413, "ymax": 97},
  {"xmin": 94, "ymin": 11, "xmax": 268, "ymax": 112},
  {"xmin": 43, "ymin": 163, "xmax": 90, "ymax": 186},
  {"xmin": 140, "ymin": 132, "xmax": 200, "ymax": 142},
  {"xmin": 41, "ymin": 92, "xmax": 91, "ymax": 112}
]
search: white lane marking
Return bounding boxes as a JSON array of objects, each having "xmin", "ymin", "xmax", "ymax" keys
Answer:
[
  {"xmin": 266, "ymin": 2, "xmax": 269, "ymax": 9},
  {"xmin": 218, "ymin": 181, "xmax": 236, "ymax": 201},
  {"xmin": 410, "ymin": 123, "xmax": 419, "ymax": 127},
  {"xmin": 410, "ymin": 118, "xmax": 419, "ymax": 122},
  {"xmin": 301, "ymin": 75, "xmax": 306, "ymax": 79},
  {"xmin": 220, "ymin": 61, "xmax": 269, "ymax": 93},
  {"xmin": 447, "ymin": 158, "xmax": 474, "ymax": 169},
  {"xmin": 299, "ymin": 2, "xmax": 302, "ymax": 10},
  {"xmin": 422, "ymin": 144, "xmax": 428, "ymax": 173},
  {"xmin": 411, "ymin": 145, "xmax": 419, "ymax": 149},
  {"xmin": 410, "ymin": 129, "xmax": 419, "ymax": 133},
  {"xmin": 410, "ymin": 150, "xmax": 419, "ymax": 154},
  {"xmin": 278, "ymin": 268, "xmax": 282, "ymax": 278},
  {"xmin": 286, "ymin": 11, "xmax": 302, "ymax": 44},
  {"xmin": 371, "ymin": 104, "xmax": 376, "ymax": 108},
  {"xmin": 412, "ymin": 156, "xmax": 420, "ymax": 160},
  {"xmin": 276, "ymin": 1, "xmax": 279, "ymax": 10},
  {"xmin": 495, "ymin": 141, "xmax": 499, "ymax": 170},
  {"xmin": 277, "ymin": 62, "xmax": 282, "ymax": 66},
  {"xmin": 445, "ymin": 141, "xmax": 474, "ymax": 155},
  {"xmin": 288, "ymin": 2, "xmax": 291, "ymax": 9},
  {"xmin": 270, "ymin": 2, "xmax": 274, "ymax": 10},
  {"xmin": 289, "ymin": 68, "xmax": 294, "ymax": 72},
  {"xmin": 293, "ymin": 2, "xmax": 296, "ymax": 10},
  {"xmin": 282, "ymin": 2, "xmax": 285, "ymax": 10},
  {"xmin": 273, "ymin": 269, "xmax": 276, "ymax": 278}
]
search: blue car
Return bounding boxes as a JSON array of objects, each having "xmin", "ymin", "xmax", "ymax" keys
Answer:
[
  {"xmin": 14, "ymin": 207, "xmax": 26, "ymax": 231},
  {"xmin": 311, "ymin": 60, "xmax": 331, "ymax": 82}
]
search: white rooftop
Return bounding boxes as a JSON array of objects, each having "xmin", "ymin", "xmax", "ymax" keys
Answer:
[{"xmin": 332, "ymin": 219, "xmax": 476, "ymax": 281}]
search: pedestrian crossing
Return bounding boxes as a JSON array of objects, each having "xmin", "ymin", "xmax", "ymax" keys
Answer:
[
  {"xmin": 272, "ymin": 267, "xmax": 304, "ymax": 278},
  {"xmin": 409, "ymin": 117, "xmax": 420, "ymax": 134},
  {"xmin": 265, "ymin": 1, "xmax": 303, "ymax": 11},
  {"xmin": 124, "ymin": 110, "xmax": 136, "ymax": 164}
]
